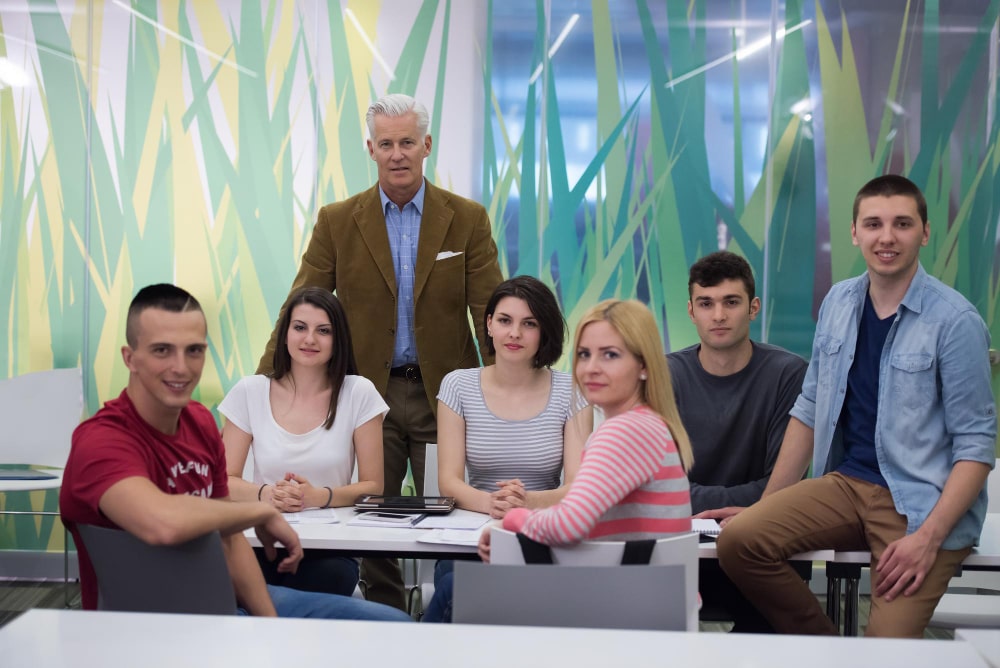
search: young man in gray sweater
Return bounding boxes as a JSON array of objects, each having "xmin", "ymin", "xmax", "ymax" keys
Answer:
[{"xmin": 668, "ymin": 251, "xmax": 806, "ymax": 632}]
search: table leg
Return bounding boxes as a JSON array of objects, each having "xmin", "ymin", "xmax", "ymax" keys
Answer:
[
  {"xmin": 843, "ymin": 574, "xmax": 860, "ymax": 637},
  {"xmin": 826, "ymin": 571, "xmax": 842, "ymax": 630}
]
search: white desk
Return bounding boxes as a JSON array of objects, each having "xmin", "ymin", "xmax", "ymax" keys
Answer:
[
  {"xmin": 956, "ymin": 628, "xmax": 1000, "ymax": 668},
  {"xmin": 0, "ymin": 609, "xmax": 991, "ymax": 668},
  {"xmin": 0, "ymin": 472, "xmax": 63, "ymax": 492},
  {"xmin": 833, "ymin": 514, "xmax": 1000, "ymax": 569},
  {"xmin": 245, "ymin": 507, "xmax": 485, "ymax": 559}
]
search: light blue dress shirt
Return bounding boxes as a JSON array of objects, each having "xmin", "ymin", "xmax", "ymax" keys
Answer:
[
  {"xmin": 379, "ymin": 181, "xmax": 425, "ymax": 367},
  {"xmin": 791, "ymin": 265, "xmax": 996, "ymax": 549}
]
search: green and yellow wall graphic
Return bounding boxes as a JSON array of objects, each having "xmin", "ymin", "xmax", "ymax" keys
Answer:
[{"xmin": 1, "ymin": 0, "xmax": 997, "ymax": 555}]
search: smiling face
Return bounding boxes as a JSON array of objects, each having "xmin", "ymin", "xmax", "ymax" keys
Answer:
[
  {"xmin": 574, "ymin": 320, "xmax": 645, "ymax": 418},
  {"xmin": 366, "ymin": 111, "xmax": 432, "ymax": 207},
  {"xmin": 487, "ymin": 296, "xmax": 541, "ymax": 366},
  {"xmin": 285, "ymin": 303, "xmax": 334, "ymax": 369},
  {"xmin": 851, "ymin": 194, "xmax": 929, "ymax": 287},
  {"xmin": 687, "ymin": 278, "xmax": 759, "ymax": 353},
  {"xmin": 122, "ymin": 307, "xmax": 207, "ymax": 434}
]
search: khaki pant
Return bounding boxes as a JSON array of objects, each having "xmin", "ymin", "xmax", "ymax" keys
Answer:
[
  {"xmin": 360, "ymin": 376, "xmax": 436, "ymax": 611},
  {"xmin": 717, "ymin": 472, "xmax": 970, "ymax": 637}
]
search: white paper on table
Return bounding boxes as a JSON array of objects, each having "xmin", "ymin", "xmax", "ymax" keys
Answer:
[
  {"xmin": 417, "ymin": 527, "xmax": 488, "ymax": 547},
  {"xmin": 283, "ymin": 508, "xmax": 340, "ymax": 524},
  {"xmin": 413, "ymin": 514, "xmax": 490, "ymax": 530}
]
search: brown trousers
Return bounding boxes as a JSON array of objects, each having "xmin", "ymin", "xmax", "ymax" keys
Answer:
[
  {"xmin": 717, "ymin": 472, "xmax": 970, "ymax": 637},
  {"xmin": 359, "ymin": 376, "xmax": 436, "ymax": 611}
]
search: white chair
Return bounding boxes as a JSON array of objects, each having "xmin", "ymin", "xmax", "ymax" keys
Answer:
[
  {"xmin": 929, "ymin": 460, "xmax": 1000, "ymax": 629},
  {"xmin": 0, "ymin": 368, "xmax": 84, "ymax": 603},
  {"xmin": 453, "ymin": 527, "xmax": 699, "ymax": 631}
]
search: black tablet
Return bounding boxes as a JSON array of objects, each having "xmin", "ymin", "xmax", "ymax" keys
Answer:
[{"xmin": 354, "ymin": 494, "xmax": 455, "ymax": 514}]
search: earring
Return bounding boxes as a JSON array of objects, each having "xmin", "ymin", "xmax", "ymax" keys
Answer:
[
  {"xmin": 488, "ymin": 330, "xmax": 493, "ymax": 337},
  {"xmin": 639, "ymin": 373, "xmax": 647, "ymax": 381}
]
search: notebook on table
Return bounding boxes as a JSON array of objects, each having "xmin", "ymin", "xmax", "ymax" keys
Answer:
[{"xmin": 691, "ymin": 518, "xmax": 722, "ymax": 537}]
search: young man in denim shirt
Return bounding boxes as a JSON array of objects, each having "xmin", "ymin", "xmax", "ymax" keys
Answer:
[{"xmin": 712, "ymin": 175, "xmax": 996, "ymax": 637}]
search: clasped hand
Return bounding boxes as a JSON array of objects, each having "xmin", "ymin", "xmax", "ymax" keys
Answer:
[
  {"xmin": 270, "ymin": 472, "xmax": 319, "ymax": 512},
  {"xmin": 489, "ymin": 478, "xmax": 526, "ymax": 519}
]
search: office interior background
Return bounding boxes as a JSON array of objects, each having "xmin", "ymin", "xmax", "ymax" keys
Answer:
[{"xmin": 1, "ymin": 0, "xmax": 998, "ymax": 557}]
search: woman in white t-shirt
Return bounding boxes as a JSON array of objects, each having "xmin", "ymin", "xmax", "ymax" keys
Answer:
[{"xmin": 220, "ymin": 287, "xmax": 386, "ymax": 596}]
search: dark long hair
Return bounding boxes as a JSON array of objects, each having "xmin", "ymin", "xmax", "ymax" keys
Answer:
[{"xmin": 270, "ymin": 287, "xmax": 358, "ymax": 429}]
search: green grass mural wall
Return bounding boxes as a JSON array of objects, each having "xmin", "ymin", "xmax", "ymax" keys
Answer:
[{"xmin": 1, "ymin": 0, "xmax": 997, "ymax": 552}]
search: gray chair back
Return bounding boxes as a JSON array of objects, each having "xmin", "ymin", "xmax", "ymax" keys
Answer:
[
  {"xmin": 77, "ymin": 524, "xmax": 237, "ymax": 615},
  {"xmin": 453, "ymin": 561, "xmax": 688, "ymax": 631},
  {"xmin": 454, "ymin": 529, "xmax": 698, "ymax": 631}
]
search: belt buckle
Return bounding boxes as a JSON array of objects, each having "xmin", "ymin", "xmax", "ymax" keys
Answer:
[{"xmin": 404, "ymin": 365, "xmax": 420, "ymax": 381}]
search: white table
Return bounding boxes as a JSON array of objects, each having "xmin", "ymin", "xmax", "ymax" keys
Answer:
[
  {"xmin": 0, "ymin": 472, "xmax": 63, "ymax": 492},
  {"xmin": 245, "ymin": 507, "xmax": 486, "ymax": 559},
  {"xmin": 246, "ymin": 506, "xmax": 836, "ymax": 562},
  {"xmin": 956, "ymin": 628, "xmax": 1000, "ymax": 668},
  {"xmin": 0, "ymin": 609, "xmax": 991, "ymax": 668}
]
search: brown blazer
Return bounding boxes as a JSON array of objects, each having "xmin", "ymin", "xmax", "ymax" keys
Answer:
[{"xmin": 258, "ymin": 182, "xmax": 504, "ymax": 411}]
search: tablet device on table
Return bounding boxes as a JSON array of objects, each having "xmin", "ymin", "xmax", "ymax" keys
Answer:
[{"xmin": 354, "ymin": 494, "xmax": 455, "ymax": 514}]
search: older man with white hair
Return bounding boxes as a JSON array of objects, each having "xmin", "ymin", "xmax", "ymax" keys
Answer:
[{"xmin": 259, "ymin": 94, "xmax": 503, "ymax": 610}]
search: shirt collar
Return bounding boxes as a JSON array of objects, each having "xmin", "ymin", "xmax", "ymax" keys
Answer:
[
  {"xmin": 850, "ymin": 263, "xmax": 927, "ymax": 315},
  {"xmin": 378, "ymin": 179, "xmax": 426, "ymax": 216},
  {"xmin": 899, "ymin": 263, "xmax": 927, "ymax": 314}
]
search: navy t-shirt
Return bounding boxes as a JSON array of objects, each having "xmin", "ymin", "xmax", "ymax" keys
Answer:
[{"xmin": 837, "ymin": 293, "xmax": 893, "ymax": 487}]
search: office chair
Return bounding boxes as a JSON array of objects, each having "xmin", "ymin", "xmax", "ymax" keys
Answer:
[
  {"xmin": 77, "ymin": 524, "xmax": 237, "ymax": 614},
  {"xmin": 453, "ymin": 528, "xmax": 698, "ymax": 631}
]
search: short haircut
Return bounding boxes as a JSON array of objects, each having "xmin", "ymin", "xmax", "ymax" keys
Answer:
[
  {"xmin": 687, "ymin": 251, "xmax": 756, "ymax": 301},
  {"xmin": 485, "ymin": 276, "xmax": 565, "ymax": 368},
  {"xmin": 125, "ymin": 284, "xmax": 203, "ymax": 347},
  {"xmin": 271, "ymin": 287, "xmax": 358, "ymax": 429},
  {"xmin": 366, "ymin": 94, "xmax": 430, "ymax": 139},
  {"xmin": 852, "ymin": 174, "xmax": 927, "ymax": 224}
]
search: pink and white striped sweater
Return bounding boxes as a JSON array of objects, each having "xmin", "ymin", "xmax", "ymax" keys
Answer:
[{"xmin": 503, "ymin": 404, "xmax": 691, "ymax": 543}]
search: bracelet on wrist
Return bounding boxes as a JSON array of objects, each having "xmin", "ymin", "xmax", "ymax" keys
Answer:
[
  {"xmin": 322, "ymin": 486, "xmax": 333, "ymax": 509},
  {"xmin": 258, "ymin": 483, "xmax": 268, "ymax": 501}
]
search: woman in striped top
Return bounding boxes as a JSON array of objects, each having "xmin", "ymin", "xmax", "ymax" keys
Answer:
[
  {"xmin": 422, "ymin": 276, "xmax": 592, "ymax": 622},
  {"xmin": 480, "ymin": 299, "xmax": 693, "ymax": 558},
  {"xmin": 437, "ymin": 275, "xmax": 592, "ymax": 516}
]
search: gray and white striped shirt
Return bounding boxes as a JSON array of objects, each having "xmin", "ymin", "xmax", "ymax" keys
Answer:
[{"xmin": 437, "ymin": 368, "xmax": 586, "ymax": 492}]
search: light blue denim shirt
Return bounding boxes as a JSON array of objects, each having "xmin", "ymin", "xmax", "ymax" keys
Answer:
[
  {"xmin": 379, "ymin": 181, "xmax": 425, "ymax": 367},
  {"xmin": 790, "ymin": 265, "xmax": 996, "ymax": 549}
]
